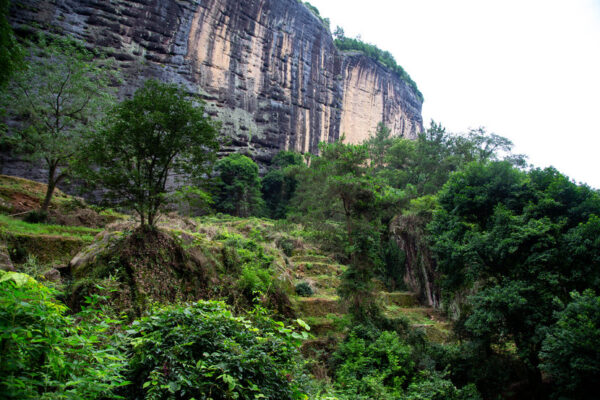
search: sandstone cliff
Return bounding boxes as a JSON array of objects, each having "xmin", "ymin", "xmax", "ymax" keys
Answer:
[{"xmin": 7, "ymin": 0, "xmax": 423, "ymax": 166}]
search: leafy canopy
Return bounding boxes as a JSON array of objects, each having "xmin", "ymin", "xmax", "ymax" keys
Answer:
[
  {"xmin": 83, "ymin": 79, "xmax": 219, "ymax": 226},
  {"xmin": 0, "ymin": 271, "xmax": 128, "ymax": 399},
  {"xmin": 214, "ymin": 153, "xmax": 264, "ymax": 217},
  {"xmin": 1, "ymin": 36, "xmax": 115, "ymax": 211},
  {"xmin": 429, "ymin": 161, "xmax": 600, "ymax": 390},
  {"xmin": 540, "ymin": 290, "xmax": 600, "ymax": 399}
]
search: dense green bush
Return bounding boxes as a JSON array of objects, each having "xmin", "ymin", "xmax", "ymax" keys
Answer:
[
  {"xmin": 330, "ymin": 325, "xmax": 480, "ymax": 399},
  {"xmin": 0, "ymin": 271, "xmax": 127, "ymax": 399},
  {"xmin": 295, "ymin": 281, "xmax": 314, "ymax": 297},
  {"xmin": 540, "ymin": 290, "xmax": 600, "ymax": 399},
  {"xmin": 238, "ymin": 265, "xmax": 273, "ymax": 299},
  {"xmin": 124, "ymin": 301, "xmax": 309, "ymax": 400},
  {"xmin": 23, "ymin": 210, "xmax": 48, "ymax": 223},
  {"xmin": 333, "ymin": 329, "xmax": 414, "ymax": 398},
  {"xmin": 430, "ymin": 162, "xmax": 600, "ymax": 393}
]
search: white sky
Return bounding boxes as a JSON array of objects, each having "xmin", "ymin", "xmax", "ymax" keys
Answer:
[{"xmin": 307, "ymin": 0, "xmax": 600, "ymax": 188}]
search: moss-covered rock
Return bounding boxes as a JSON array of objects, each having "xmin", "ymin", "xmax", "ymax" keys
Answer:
[
  {"xmin": 5, "ymin": 233, "xmax": 89, "ymax": 265},
  {"xmin": 0, "ymin": 240, "xmax": 15, "ymax": 271},
  {"xmin": 68, "ymin": 227, "xmax": 214, "ymax": 317}
]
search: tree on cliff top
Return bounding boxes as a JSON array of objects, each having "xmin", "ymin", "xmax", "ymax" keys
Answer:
[
  {"xmin": 82, "ymin": 79, "xmax": 219, "ymax": 227},
  {"xmin": 1, "ymin": 36, "xmax": 115, "ymax": 212}
]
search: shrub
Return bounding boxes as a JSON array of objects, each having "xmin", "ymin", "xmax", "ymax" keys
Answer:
[
  {"xmin": 238, "ymin": 265, "xmax": 272, "ymax": 299},
  {"xmin": 332, "ymin": 327, "xmax": 415, "ymax": 398},
  {"xmin": 277, "ymin": 236, "xmax": 295, "ymax": 257},
  {"xmin": 124, "ymin": 301, "xmax": 309, "ymax": 399},
  {"xmin": 23, "ymin": 210, "xmax": 48, "ymax": 223},
  {"xmin": 0, "ymin": 271, "xmax": 127, "ymax": 399},
  {"xmin": 330, "ymin": 325, "xmax": 481, "ymax": 399},
  {"xmin": 296, "ymin": 281, "xmax": 314, "ymax": 297}
]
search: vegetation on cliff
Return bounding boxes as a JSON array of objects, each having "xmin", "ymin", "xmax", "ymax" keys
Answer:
[
  {"xmin": 333, "ymin": 30, "xmax": 424, "ymax": 102},
  {"xmin": 300, "ymin": 1, "xmax": 423, "ymax": 102}
]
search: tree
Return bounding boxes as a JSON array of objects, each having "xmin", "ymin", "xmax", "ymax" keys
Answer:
[
  {"xmin": 429, "ymin": 162, "xmax": 600, "ymax": 396},
  {"xmin": 292, "ymin": 140, "xmax": 406, "ymax": 320},
  {"xmin": 540, "ymin": 290, "xmax": 600, "ymax": 399},
  {"xmin": 2, "ymin": 37, "xmax": 115, "ymax": 212},
  {"xmin": 261, "ymin": 150, "xmax": 304, "ymax": 219},
  {"xmin": 214, "ymin": 154, "xmax": 264, "ymax": 217},
  {"xmin": 333, "ymin": 26, "xmax": 345, "ymax": 40},
  {"xmin": 83, "ymin": 79, "xmax": 219, "ymax": 226}
]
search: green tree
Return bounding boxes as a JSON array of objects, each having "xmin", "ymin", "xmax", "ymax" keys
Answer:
[
  {"xmin": 366, "ymin": 122, "xmax": 394, "ymax": 171},
  {"xmin": 429, "ymin": 162, "xmax": 600, "ymax": 395},
  {"xmin": 293, "ymin": 140, "xmax": 406, "ymax": 319},
  {"xmin": 215, "ymin": 153, "xmax": 264, "ymax": 217},
  {"xmin": 262, "ymin": 150, "xmax": 304, "ymax": 219},
  {"xmin": 83, "ymin": 79, "xmax": 219, "ymax": 226},
  {"xmin": 540, "ymin": 290, "xmax": 600, "ymax": 399},
  {"xmin": 1, "ymin": 37, "xmax": 115, "ymax": 212},
  {"xmin": 380, "ymin": 122, "xmax": 523, "ymax": 197}
]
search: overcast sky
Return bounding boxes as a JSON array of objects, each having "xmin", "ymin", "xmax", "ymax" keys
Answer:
[{"xmin": 307, "ymin": 0, "xmax": 600, "ymax": 188}]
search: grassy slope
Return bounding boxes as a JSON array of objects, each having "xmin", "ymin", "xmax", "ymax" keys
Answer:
[{"xmin": 0, "ymin": 175, "xmax": 452, "ymax": 343}]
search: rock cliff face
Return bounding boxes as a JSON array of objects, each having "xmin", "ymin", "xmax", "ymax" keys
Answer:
[{"xmin": 7, "ymin": 0, "xmax": 422, "ymax": 166}]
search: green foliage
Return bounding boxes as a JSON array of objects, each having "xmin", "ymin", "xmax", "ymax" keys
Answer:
[
  {"xmin": 426, "ymin": 341, "xmax": 517, "ymax": 399},
  {"xmin": 166, "ymin": 185, "xmax": 214, "ymax": 217},
  {"xmin": 23, "ymin": 209, "xmax": 48, "ymax": 223},
  {"xmin": 429, "ymin": 161, "xmax": 600, "ymax": 391},
  {"xmin": 377, "ymin": 122, "xmax": 522, "ymax": 198},
  {"xmin": 540, "ymin": 290, "xmax": 600, "ymax": 399},
  {"xmin": 238, "ymin": 265, "xmax": 272, "ymax": 299},
  {"xmin": 330, "ymin": 325, "xmax": 480, "ymax": 400},
  {"xmin": 0, "ymin": 271, "xmax": 128, "ymax": 399},
  {"xmin": 292, "ymin": 140, "xmax": 407, "ymax": 319},
  {"xmin": 334, "ymin": 35, "xmax": 422, "ymax": 102},
  {"xmin": 0, "ymin": 0, "xmax": 23, "ymax": 86},
  {"xmin": 333, "ymin": 329, "xmax": 414, "ymax": 398},
  {"xmin": 215, "ymin": 153, "xmax": 264, "ymax": 217},
  {"xmin": 1, "ymin": 35, "xmax": 116, "ymax": 211},
  {"xmin": 262, "ymin": 150, "xmax": 305, "ymax": 219},
  {"xmin": 295, "ymin": 281, "xmax": 314, "ymax": 297},
  {"xmin": 82, "ymin": 79, "xmax": 219, "ymax": 226},
  {"xmin": 124, "ymin": 300, "xmax": 309, "ymax": 400},
  {"xmin": 277, "ymin": 235, "xmax": 295, "ymax": 256},
  {"xmin": 302, "ymin": 2, "xmax": 330, "ymax": 29}
]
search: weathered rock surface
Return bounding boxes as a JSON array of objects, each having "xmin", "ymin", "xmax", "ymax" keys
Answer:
[
  {"xmin": 0, "ymin": 241, "xmax": 15, "ymax": 272},
  {"xmin": 5, "ymin": 0, "xmax": 422, "ymax": 174}
]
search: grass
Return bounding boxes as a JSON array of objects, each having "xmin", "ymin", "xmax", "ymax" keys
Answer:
[
  {"xmin": 0, "ymin": 214, "xmax": 100, "ymax": 241},
  {"xmin": 0, "ymin": 174, "xmax": 71, "ymax": 204}
]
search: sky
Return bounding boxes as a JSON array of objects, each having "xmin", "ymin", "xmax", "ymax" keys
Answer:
[{"xmin": 307, "ymin": 0, "xmax": 600, "ymax": 188}]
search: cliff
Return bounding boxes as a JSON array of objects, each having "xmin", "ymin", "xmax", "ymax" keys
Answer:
[{"xmin": 7, "ymin": 0, "xmax": 423, "ymax": 165}]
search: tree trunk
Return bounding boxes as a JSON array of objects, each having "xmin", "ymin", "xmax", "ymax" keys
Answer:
[{"xmin": 41, "ymin": 165, "xmax": 57, "ymax": 212}]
